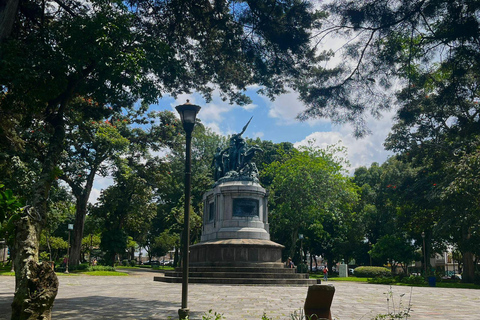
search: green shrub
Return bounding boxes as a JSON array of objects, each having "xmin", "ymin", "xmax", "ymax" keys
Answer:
[
  {"xmin": 75, "ymin": 263, "xmax": 89, "ymax": 271},
  {"xmin": 39, "ymin": 251, "xmax": 50, "ymax": 261},
  {"xmin": 400, "ymin": 275, "xmax": 425, "ymax": 285},
  {"xmin": 297, "ymin": 263, "xmax": 308, "ymax": 273},
  {"xmin": 474, "ymin": 272, "xmax": 480, "ymax": 285},
  {"xmin": 368, "ymin": 276, "xmax": 396, "ymax": 284},
  {"xmin": 87, "ymin": 265, "xmax": 115, "ymax": 272},
  {"xmin": 354, "ymin": 266, "xmax": 391, "ymax": 278},
  {"xmin": 129, "ymin": 260, "xmax": 136, "ymax": 267},
  {"xmin": 122, "ymin": 259, "xmax": 129, "ymax": 266}
]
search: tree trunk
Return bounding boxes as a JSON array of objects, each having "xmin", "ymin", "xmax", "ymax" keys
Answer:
[
  {"xmin": 11, "ymin": 213, "xmax": 58, "ymax": 320},
  {"xmin": 67, "ymin": 165, "xmax": 97, "ymax": 266},
  {"xmin": 69, "ymin": 197, "xmax": 87, "ymax": 266},
  {"xmin": 10, "ymin": 100, "xmax": 65, "ymax": 319},
  {"xmin": 0, "ymin": 0, "xmax": 20, "ymax": 41},
  {"xmin": 462, "ymin": 251, "xmax": 475, "ymax": 283},
  {"xmin": 289, "ymin": 229, "xmax": 298, "ymax": 262}
]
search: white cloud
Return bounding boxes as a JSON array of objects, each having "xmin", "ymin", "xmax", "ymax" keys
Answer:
[
  {"xmin": 89, "ymin": 175, "xmax": 114, "ymax": 204},
  {"xmin": 242, "ymin": 103, "xmax": 258, "ymax": 111},
  {"xmin": 204, "ymin": 121, "xmax": 222, "ymax": 135},
  {"xmin": 88, "ymin": 188, "xmax": 102, "ymax": 205},
  {"xmin": 262, "ymin": 91, "xmax": 330, "ymax": 127},
  {"xmin": 170, "ymin": 92, "xmax": 245, "ymax": 136},
  {"xmin": 295, "ymin": 110, "xmax": 396, "ymax": 174},
  {"xmin": 252, "ymin": 131, "xmax": 264, "ymax": 139}
]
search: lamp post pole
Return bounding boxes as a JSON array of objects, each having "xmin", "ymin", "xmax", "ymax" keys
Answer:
[
  {"xmin": 176, "ymin": 100, "xmax": 201, "ymax": 320},
  {"xmin": 65, "ymin": 224, "xmax": 73, "ymax": 274},
  {"xmin": 422, "ymin": 232, "xmax": 426, "ymax": 276}
]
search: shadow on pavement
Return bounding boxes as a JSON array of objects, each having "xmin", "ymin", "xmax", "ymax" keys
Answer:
[
  {"xmin": 0, "ymin": 293, "xmax": 13, "ymax": 320},
  {"xmin": 1, "ymin": 295, "xmax": 205, "ymax": 320}
]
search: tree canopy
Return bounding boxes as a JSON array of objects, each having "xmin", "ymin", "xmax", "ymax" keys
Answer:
[
  {"xmin": 296, "ymin": 0, "xmax": 480, "ymax": 136},
  {"xmin": 265, "ymin": 144, "xmax": 359, "ymax": 265}
]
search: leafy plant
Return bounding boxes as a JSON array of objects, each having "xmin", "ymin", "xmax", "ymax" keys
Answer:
[
  {"xmin": 371, "ymin": 286, "xmax": 412, "ymax": 320},
  {"xmin": 201, "ymin": 310, "xmax": 225, "ymax": 320},
  {"xmin": 400, "ymin": 275, "xmax": 425, "ymax": 285},
  {"xmin": 0, "ymin": 184, "xmax": 23, "ymax": 222},
  {"xmin": 261, "ymin": 313, "xmax": 272, "ymax": 320},
  {"xmin": 368, "ymin": 276, "xmax": 397, "ymax": 285},
  {"xmin": 39, "ymin": 252, "xmax": 50, "ymax": 261},
  {"xmin": 354, "ymin": 266, "xmax": 391, "ymax": 278},
  {"xmin": 474, "ymin": 272, "xmax": 480, "ymax": 286}
]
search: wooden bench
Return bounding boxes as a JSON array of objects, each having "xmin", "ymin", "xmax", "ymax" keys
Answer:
[{"xmin": 303, "ymin": 284, "xmax": 335, "ymax": 320}]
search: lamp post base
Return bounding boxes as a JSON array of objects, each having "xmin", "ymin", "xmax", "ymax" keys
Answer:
[{"xmin": 178, "ymin": 308, "xmax": 189, "ymax": 320}]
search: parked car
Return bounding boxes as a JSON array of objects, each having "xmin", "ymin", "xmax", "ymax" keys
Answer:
[{"xmin": 144, "ymin": 260, "xmax": 160, "ymax": 266}]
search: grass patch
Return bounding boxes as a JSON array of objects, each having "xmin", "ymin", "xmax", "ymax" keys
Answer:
[
  {"xmin": 435, "ymin": 282, "xmax": 480, "ymax": 289},
  {"xmin": 57, "ymin": 270, "xmax": 128, "ymax": 276},
  {"xmin": 393, "ymin": 282, "xmax": 480, "ymax": 289},
  {"xmin": 80, "ymin": 271, "xmax": 128, "ymax": 276},
  {"xmin": 152, "ymin": 265, "xmax": 175, "ymax": 271},
  {"xmin": 0, "ymin": 265, "xmax": 14, "ymax": 276},
  {"xmin": 330, "ymin": 277, "xmax": 369, "ymax": 282},
  {"xmin": 116, "ymin": 265, "xmax": 175, "ymax": 271},
  {"xmin": 2, "ymin": 266, "xmax": 128, "ymax": 276},
  {"xmin": 309, "ymin": 274, "xmax": 368, "ymax": 282}
]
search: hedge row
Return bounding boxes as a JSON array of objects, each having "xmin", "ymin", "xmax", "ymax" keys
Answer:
[{"xmin": 354, "ymin": 266, "xmax": 391, "ymax": 278}]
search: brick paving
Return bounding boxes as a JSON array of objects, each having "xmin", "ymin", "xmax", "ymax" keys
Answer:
[{"xmin": 1, "ymin": 269, "xmax": 479, "ymax": 319}]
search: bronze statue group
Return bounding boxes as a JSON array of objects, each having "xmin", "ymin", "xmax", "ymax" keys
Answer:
[{"xmin": 213, "ymin": 117, "xmax": 263, "ymax": 184}]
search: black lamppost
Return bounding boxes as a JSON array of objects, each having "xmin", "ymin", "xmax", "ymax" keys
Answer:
[
  {"xmin": 421, "ymin": 231, "xmax": 427, "ymax": 276},
  {"xmin": 65, "ymin": 223, "xmax": 73, "ymax": 273},
  {"xmin": 176, "ymin": 100, "xmax": 201, "ymax": 320}
]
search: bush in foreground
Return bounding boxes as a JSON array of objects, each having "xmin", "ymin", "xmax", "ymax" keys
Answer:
[
  {"xmin": 87, "ymin": 265, "xmax": 115, "ymax": 272},
  {"xmin": 354, "ymin": 266, "xmax": 391, "ymax": 278}
]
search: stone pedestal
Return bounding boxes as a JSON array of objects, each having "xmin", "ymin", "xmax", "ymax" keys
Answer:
[
  {"xmin": 190, "ymin": 180, "xmax": 284, "ymax": 266},
  {"xmin": 190, "ymin": 239, "xmax": 283, "ymax": 267},
  {"xmin": 339, "ymin": 264, "xmax": 348, "ymax": 278}
]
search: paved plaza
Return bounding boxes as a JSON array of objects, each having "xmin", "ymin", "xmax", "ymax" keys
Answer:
[{"xmin": 1, "ymin": 268, "xmax": 479, "ymax": 319}]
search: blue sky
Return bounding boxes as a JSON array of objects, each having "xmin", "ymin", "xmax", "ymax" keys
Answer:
[
  {"xmin": 89, "ymin": 86, "xmax": 395, "ymax": 203},
  {"xmin": 89, "ymin": 88, "xmax": 395, "ymax": 204},
  {"xmin": 152, "ymin": 88, "xmax": 395, "ymax": 169}
]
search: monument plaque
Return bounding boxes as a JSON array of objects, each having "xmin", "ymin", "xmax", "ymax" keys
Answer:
[
  {"xmin": 208, "ymin": 202, "xmax": 215, "ymax": 221},
  {"xmin": 233, "ymin": 198, "xmax": 259, "ymax": 217}
]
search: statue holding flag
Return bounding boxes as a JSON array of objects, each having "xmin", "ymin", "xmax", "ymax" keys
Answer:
[{"xmin": 213, "ymin": 117, "xmax": 262, "ymax": 185}]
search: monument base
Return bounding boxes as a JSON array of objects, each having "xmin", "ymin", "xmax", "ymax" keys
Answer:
[{"xmin": 190, "ymin": 239, "xmax": 284, "ymax": 267}]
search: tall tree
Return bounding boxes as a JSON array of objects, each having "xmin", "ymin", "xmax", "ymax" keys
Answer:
[
  {"xmin": 60, "ymin": 108, "xmax": 180, "ymax": 266},
  {"xmin": 265, "ymin": 144, "xmax": 358, "ymax": 266},
  {"xmin": 92, "ymin": 159, "xmax": 157, "ymax": 265},
  {"xmin": 440, "ymin": 139, "xmax": 480, "ymax": 281},
  {"xmin": 297, "ymin": 0, "xmax": 480, "ymax": 281}
]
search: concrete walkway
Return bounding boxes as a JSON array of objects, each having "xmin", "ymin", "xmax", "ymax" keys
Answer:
[{"xmin": 1, "ymin": 269, "xmax": 479, "ymax": 319}]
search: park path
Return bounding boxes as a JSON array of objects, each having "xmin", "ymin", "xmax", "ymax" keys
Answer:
[{"xmin": 1, "ymin": 270, "xmax": 479, "ymax": 319}]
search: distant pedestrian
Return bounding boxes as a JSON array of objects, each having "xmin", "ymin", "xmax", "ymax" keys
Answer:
[
  {"xmin": 323, "ymin": 266, "xmax": 328, "ymax": 281},
  {"xmin": 286, "ymin": 257, "xmax": 295, "ymax": 269}
]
